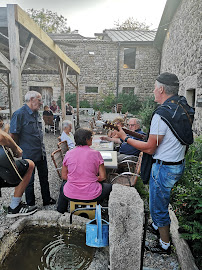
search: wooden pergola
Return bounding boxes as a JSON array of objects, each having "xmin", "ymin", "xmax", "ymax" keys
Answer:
[{"xmin": 0, "ymin": 4, "xmax": 80, "ymax": 125}]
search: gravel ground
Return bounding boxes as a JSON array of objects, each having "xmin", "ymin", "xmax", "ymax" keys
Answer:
[{"xmin": 0, "ymin": 115, "xmax": 180, "ymax": 270}]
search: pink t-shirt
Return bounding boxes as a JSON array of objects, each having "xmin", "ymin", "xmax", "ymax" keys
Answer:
[{"xmin": 63, "ymin": 145, "xmax": 104, "ymax": 200}]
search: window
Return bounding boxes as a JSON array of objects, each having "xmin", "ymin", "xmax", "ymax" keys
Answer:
[
  {"xmin": 122, "ymin": 87, "xmax": 135, "ymax": 94},
  {"xmin": 186, "ymin": 89, "xmax": 195, "ymax": 108},
  {"xmin": 123, "ymin": 48, "xmax": 136, "ymax": 69},
  {"xmin": 85, "ymin": 86, "xmax": 98, "ymax": 93}
]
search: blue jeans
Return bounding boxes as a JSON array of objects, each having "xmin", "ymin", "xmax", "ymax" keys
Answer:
[
  {"xmin": 149, "ymin": 160, "xmax": 185, "ymax": 227},
  {"xmin": 25, "ymin": 157, "xmax": 51, "ymax": 206}
]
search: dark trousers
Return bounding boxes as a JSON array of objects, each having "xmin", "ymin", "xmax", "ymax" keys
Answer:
[
  {"xmin": 57, "ymin": 181, "xmax": 112, "ymax": 214},
  {"xmin": 25, "ymin": 157, "xmax": 51, "ymax": 206}
]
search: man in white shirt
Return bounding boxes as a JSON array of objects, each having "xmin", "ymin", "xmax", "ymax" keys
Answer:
[{"xmin": 115, "ymin": 72, "xmax": 194, "ymax": 254}]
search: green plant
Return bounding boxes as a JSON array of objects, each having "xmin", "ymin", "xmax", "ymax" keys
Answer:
[
  {"xmin": 57, "ymin": 93, "xmax": 76, "ymax": 108},
  {"xmin": 92, "ymin": 92, "xmax": 115, "ymax": 112},
  {"xmin": 116, "ymin": 93, "xmax": 141, "ymax": 114},
  {"xmin": 80, "ymin": 99, "xmax": 91, "ymax": 108},
  {"xmin": 171, "ymin": 136, "xmax": 202, "ymax": 268},
  {"xmin": 138, "ymin": 96, "xmax": 158, "ymax": 131}
]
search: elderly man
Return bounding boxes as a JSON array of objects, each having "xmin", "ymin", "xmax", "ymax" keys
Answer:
[
  {"xmin": 10, "ymin": 91, "xmax": 56, "ymax": 207},
  {"xmin": 100, "ymin": 118, "xmax": 146, "ymax": 162},
  {"xmin": 115, "ymin": 72, "xmax": 194, "ymax": 254},
  {"xmin": 0, "ymin": 129, "xmax": 37, "ymax": 217}
]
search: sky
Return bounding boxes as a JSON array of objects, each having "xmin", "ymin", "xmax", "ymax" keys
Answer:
[{"xmin": 1, "ymin": 0, "xmax": 167, "ymax": 37}]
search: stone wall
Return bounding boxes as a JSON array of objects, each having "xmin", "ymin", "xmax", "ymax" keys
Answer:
[
  {"xmin": 0, "ymin": 38, "xmax": 160, "ymax": 110},
  {"xmin": 52, "ymin": 39, "xmax": 160, "ymax": 104},
  {"xmin": 160, "ymin": 0, "xmax": 202, "ymax": 135}
]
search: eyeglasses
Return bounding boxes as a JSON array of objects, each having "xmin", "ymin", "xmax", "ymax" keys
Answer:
[
  {"xmin": 37, "ymin": 98, "xmax": 42, "ymax": 102},
  {"xmin": 128, "ymin": 124, "xmax": 136, "ymax": 127}
]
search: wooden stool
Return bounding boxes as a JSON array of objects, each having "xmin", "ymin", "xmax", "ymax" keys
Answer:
[{"xmin": 70, "ymin": 201, "xmax": 97, "ymax": 219}]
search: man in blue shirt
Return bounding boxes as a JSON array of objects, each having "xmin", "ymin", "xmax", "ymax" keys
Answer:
[
  {"xmin": 10, "ymin": 91, "xmax": 56, "ymax": 207},
  {"xmin": 100, "ymin": 118, "xmax": 145, "ymax": 162}
]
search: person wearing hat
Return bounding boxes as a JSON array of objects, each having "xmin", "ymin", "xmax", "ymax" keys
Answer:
[{"xmin": 115, "ymin": 72, "xmax": 195, "ymax": 254}]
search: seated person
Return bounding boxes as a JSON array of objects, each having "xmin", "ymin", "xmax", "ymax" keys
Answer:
[
  {"xmin": 43, "ymin": 105, "xmax": 53, "ymax": 116},
  {"xmin": 100, "ymin": 118, "xmax": 146, "ymax": 163},
  {"xmin": 0, "ymin": 129, "xmax": 37, "ymax": 217},
  {"xmin": 0, "ymin": 115, "xmax": 9, "ymax": 133},
  {"xmin": 107, "ymin": 117, "xmax": 125, "ymax": 138},
  {"xmin": 60, "ymin": 120, "xmax": 75, "ymax": 150},
  {"xmin": 57, "ymin": 128, "xmax": 112, "ymax": 214},
  {"xmin": 50, "ymin": 100, "xmax": 60, "ymax": 113},
  {"xmin": 43, "ymin": 105, "xmax": 60, "ymax": 131},
  {"xmin": 65, "ymin": 102, "xmax": 74, "ymax": 115}
]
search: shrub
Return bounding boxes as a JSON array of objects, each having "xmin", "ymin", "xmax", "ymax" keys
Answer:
[
  {"xmin": 116, "ymin": 93, "xmax": 141, "ymax": 114},
  {"xmin": 138, "ymin": 96, "xmax": 158, "ymax": 131},
  {"xmin": 92, "ymin": 92, "xmax": 141, "ymax": 114},
  {"xmin": 80, "ymin": 99, "xmax": 91, "ymax": 108},
  {"xmin": 57, "ymin": 93, "xmax": 76, "ymax": 108},
  {"xmin": 171, "ymin": 136, "xmax": 202, "ymax": 268}
]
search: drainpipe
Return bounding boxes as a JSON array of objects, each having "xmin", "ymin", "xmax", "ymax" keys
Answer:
[{"xmin": 116, "ymin": 42, "xmax": 121, "ymax": 98}]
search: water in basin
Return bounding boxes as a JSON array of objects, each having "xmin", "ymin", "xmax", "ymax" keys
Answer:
[{"xmin": 2, "ymin": 226, "xmax": 94, "ymax": 270}]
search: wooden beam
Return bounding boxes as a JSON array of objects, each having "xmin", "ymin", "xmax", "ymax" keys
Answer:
[
  {"xmin": 76, "ymin": 75, "xmax": 80, "ymax": 129},
  {"xmin": 58, "ymin": 60, "xmax": 66, "ymax": 121},
  {"xmin": 66, "ymin": 77, "xmax": 77, "ymax": 90},
  {"xmin": 7, "ymin": 4, "xmax": 23, "ymax": 111},
  {"xmin": 20, "ymin": 35, "xmax": 34, "ymax": 72},
  {"xmin": 0, "ymin": 51, "xmax": 10, "ymax": 70},
  {"xmin": 11, "ymin": 4, "xmax": 80, "ymax": 75},
  {"xmin": 0, "ymin": 76, "xmax": 8, "ymax": 86}
]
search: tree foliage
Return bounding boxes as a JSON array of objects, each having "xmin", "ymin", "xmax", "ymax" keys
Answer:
[
  {"xmin": 27, "ymin": 8, "xmax": 71, "ymax": 33},
  {"xmin": 114, "ymin": 17, "xmax": 150, "ymax": 30}
]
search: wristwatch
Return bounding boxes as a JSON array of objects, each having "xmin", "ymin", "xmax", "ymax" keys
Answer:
[{"xmin": 124, "ymin": 136, "xmax": 129, "ymax": 143}]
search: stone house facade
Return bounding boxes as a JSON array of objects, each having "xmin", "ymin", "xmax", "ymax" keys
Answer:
[
  {"xmin": 155, "ymin": 0, "xmax": 202, "ymax": 135},
  {"xmin": 0, "ymin": 31, "xmax": 159, "ymax": 107},
  {"xmin": 47, "ymin": 31, "xmax": 160, "ymax": 104},
  {"xmin": 0, "ymin": 0, "xmax": 201, "ymax": 134}
]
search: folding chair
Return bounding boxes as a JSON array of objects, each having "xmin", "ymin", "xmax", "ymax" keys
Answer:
[
  {"xmin": 108, "ymin": 152, "xmax": 143, "ymax": 187},
  {"xmin": 57, "ymin": 140, "xmax": 69, "ymax": 157},
  {"xmin": 51, "ymin": 149, "xmax": 63, "ymax": 179},
  {"xmin": 43, "ymin": 115, "xmax": 57, "ymax": 135}
]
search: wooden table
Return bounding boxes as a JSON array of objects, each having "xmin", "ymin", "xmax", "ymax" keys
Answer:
[{"xmin": 91, "ymin": 135, "xmax": 114, "ymax": 151}]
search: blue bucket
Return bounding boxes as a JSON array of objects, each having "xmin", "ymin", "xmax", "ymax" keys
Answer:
[{"xmin": 86, "ymin": 204, "xmax": 109, "ymax": 247}]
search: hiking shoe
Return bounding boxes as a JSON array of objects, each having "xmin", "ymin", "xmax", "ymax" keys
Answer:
[
  {"xmin": 147, "ymin": 222, "xmax": 160, "ymax": 236},
  {"xmin": 43, "ymin": 197, "xmax": 56, "ymax": 206},
  {"xmin": 145, "ymin": 241, "xmax": 171, "ymax": 255},
  {"xmin": 7, "ymin": 203, "xmax": 37, "ymax": 218}
]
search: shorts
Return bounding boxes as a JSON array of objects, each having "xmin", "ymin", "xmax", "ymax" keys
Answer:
[{"xmin": 0, "ymin": 159, "xmax": 29, "ymax": 188}]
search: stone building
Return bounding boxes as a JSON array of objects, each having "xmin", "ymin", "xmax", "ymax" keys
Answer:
[
  {"xmin": 0, "ymin": 0, "xmax": 201, "ymax": 134},
  {"xmin": 47, "ymin": 30, "xmax": 160, "ymax": 104},
  {"xmin": 155, "ymin": 0, "xmax": 202, "ymax": 135},
  {"xmin": 1, "ymin": 30, "xmax": 159, "ymax": 107}
]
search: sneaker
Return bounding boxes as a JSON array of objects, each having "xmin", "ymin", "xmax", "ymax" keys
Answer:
[
  {"xmin": 43, "ymin": 197, "xmax": 56, "ymax": 206},
  {"xmin": 145, "ymin": 241, "xmax": 171, "ymax": 255},
  {"xmin": 147, "ymin": 222, "xmax": 160, "ymax": 236},
  {"xmin": 7, "ymin": 203, "xmax": 37, "ymax": 218}
]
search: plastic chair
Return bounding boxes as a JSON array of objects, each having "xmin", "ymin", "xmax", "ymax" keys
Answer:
[
  {"xmin": 51, "ymin": 149, "xmax": 63, "ymax": 179},
  {"xmin": 57, "ymin": 140, "xmax": 69, "ymax": 157},
  {"xmin": 43, "ymin": 115, "xmax": 57, "ymax": 135}
]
